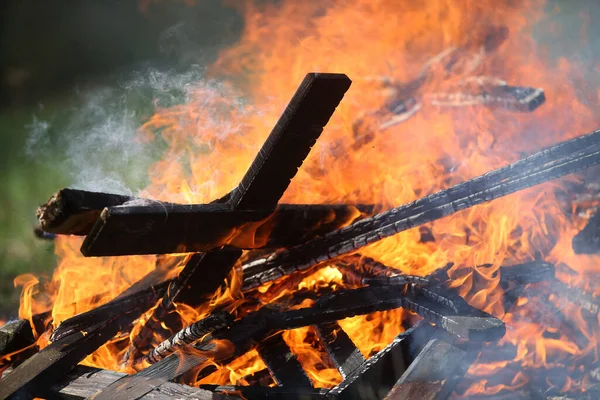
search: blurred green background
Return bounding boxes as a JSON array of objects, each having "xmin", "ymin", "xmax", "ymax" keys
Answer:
[{"xmin": 0, "ymin": 0, "xmax": 599, "ymax": 319}]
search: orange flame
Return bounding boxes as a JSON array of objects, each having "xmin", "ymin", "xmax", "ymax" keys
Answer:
[{"xmin": 8, "ymin": 0, "xmax": 600, "ymax": 396}]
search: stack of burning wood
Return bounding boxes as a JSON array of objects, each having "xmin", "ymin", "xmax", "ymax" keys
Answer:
[{"xmin": 1, "ymin": 66, "xmax": 600, "ymax": 400}]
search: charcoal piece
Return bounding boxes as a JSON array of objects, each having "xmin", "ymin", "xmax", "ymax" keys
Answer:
[
  {"xmin": 384, "ymin": 334, "xmax": 479, "ymax": 400},
  {"xmin": 572, "ymin": 211, "xmax": 600, "ymax": 254},
  {"xmin": 330, "ymin": 323, "xmax": 435, "ymax": 399},
  {"xmin": 201, "ymin": 385, "xmax": 330, "ymax": 399},
  {"xmin": 147, "ymin": 312, "xmax": 234, "ymax": 364},
  {"xmin": 36, "ymin": 188, "xmax": 133, "ymax": 235},
  {"xmin": 81, "ymin": 203, "xmax": 372, "ymax": 257},
  {"xmin": 419, "ymin": 226, "xmax": 436, "ymax": 243},
  {"xmin": 42, "ymin": 365, "xmax": 232, "ymax": 400},
  {"xmin": 315, "ymin": 322, "xmax": 365, "ymax": 379},
  {"xmin": 257, "ymin": 333, "xmax": 312, "ymax": 387},
  {"xmin": 0, "ymin": 320, "xmax": 35, "ymax": 357},
  {"xmin": 50, "ymin": 279, "xmax": 171, "ymax": 342},
  {"xmin": 242, "ymin": 128, "xmax": 600, "ymax": 289},
  {"xmin": 226, "ymin": 73, "xmax": 351, "ymax": 210}
]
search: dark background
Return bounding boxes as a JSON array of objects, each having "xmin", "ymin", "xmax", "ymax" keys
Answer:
[{"xmin": 0, "ymin": 0, "xmax": 598, "ymax": 318}]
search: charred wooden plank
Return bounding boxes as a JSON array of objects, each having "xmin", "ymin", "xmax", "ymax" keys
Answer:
[
  {"xmin": 0, "ymin": 313, "xmax": 142, "ymax": 399},
  {"xmin": 242, "ymin": 129, "xmax": 600, "ymax": 289},
  {"xmin": 427, "ymin": 76, "xmax": 545, "ymax": 112},
  {"xmin": 572, "ymin": 211, "xmax": 600, "ymax": 254},
  {"xmin": 43, "ymin": 365, "xmax": 233, "ymax": 400},
  {"xmin": 146, "ymin": 311, "xmax": 233, "ymax": 364},
  {"xmin": 50, "ymin": 279, "xmax": 171, "ymax": 342},
  {"xmin": 242, "ymin": 369, "xmax": 274, "ymax": 386},
  {"xmin": 329, "ymin": 322, "xmax": 434, "ymax": 399},
  {"xmin": 537, "ymin": 279, "xmax": 600, "ymax": 315},
  {"xmin": 82, "ymin": 203, "xmax": 372, "ymax": 257},
  {"xmin": 225, "ymin": 73, "xmax": 352, "ymax": 210},
  {"xmin": 95, "ymin": 284, "xmax": 501, "ymax": 400},
  {"xmin": 384, "ymin": 334, "xmax": 479, "ymax": 400},
  {"xmin": 315, "ymin": 322, "xmax": 365, "ymax": 379},
  {"xmin": 123, "ymin": 72, "xmax": 351, "ymax": 363},
  {"xmin": 257, "ymin": 333, "xmax": 312, "ymax": 387},
  {"xmin": 36, "ymin": 188, "xmax": 133, "ymax": 235},
  {"xmin": 0, "ymin": 320, "xmax": 35, "ymax": 358},
  {"xmin": 201, "ymin": 385, "xmax": 330, "ymax": 399},
  {"xmin": 124, "ymin": 249, "xmax": 242, "ymax": 362}
]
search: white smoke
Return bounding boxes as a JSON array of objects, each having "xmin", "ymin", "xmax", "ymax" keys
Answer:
[{"xmin": 24, "ymin": 66, "xmax": 222, "ymax": 196}]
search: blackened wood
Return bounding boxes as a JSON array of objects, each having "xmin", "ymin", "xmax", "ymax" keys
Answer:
[
  {"xmin": 383, "ymin": 334, "xmax": 479, "ymax": 400},
  {"xmin": 242, "ymin": 368, "xmax": 274, "ymax": 386},
  {"xmin": 201, "ymin": 385, "xmax": 330, "ymax": 399},
  {"xmin": 0, "ymin": 309, "xmax": 145, "ymax": 400},
  {"xmin": 50, "ymin": 279, "xmax": 171, "ymax": 342},
  {"xmin": 147, "ymin": 311, "xmax": 233, "ymax": 364},
  {"xmin": 257, "ymin": 333, "xmax": 312, "ymax": 387},
  {"xmin": 226, "ymin": 73, "xmax": 351, "ymax": 210},
  {"xmin": 44, "ymin": 365, "xmax": 233, "ymax": 400},
  {"xmin": 498, "ymin": 261, "xmax": 555, "ymax": 286},
  {"xmin": 125, "ymin": 73, "xmax": 352, "ymax": 363},
  {"xmin": 242, "ymin": 129, "xmax": 600, "ymax": 289},
  {"xmin": 36, "ymin": 188, "xmax": 133, "ymax": 235},
  {"xmin": 315, "ymin": 322, "xmax": 365, "ymax": 379},
  {"xmin": 94, "ymin": 283, "xmax": 501, "ymax": 400},
  {"xmin": 572, "ymin": 211, "xmax": 600, "ymax": 254},
  {"xmin": 124, "ymin": 249, "xmax": 242, "ymax": 361},
  {"xmin": 0, "ymin": 320, "xmax": 34, "ymax": 358},
  {"xmin": 82, "ymin": 203, "xmax": 372, "ymax": 257},
  {"xmin": 537, "ymin": 279, "xmax": 600, "ymax": 315},
  {"xmin": 330, "ymin": 322, "xmax": 434, "ymax": 400},
  {"xmin": 427, "ymin": 77, "xmax": 545, "ymax": 112}
]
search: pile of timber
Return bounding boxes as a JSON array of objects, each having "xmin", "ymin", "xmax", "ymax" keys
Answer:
[{"xmin": 2, "ymin": 67, "xmax": 600, "ymax": 400}]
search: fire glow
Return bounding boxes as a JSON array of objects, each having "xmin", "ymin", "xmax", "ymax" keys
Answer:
[{"xmin": 6, "ymin": 0, "xmax": 600, "ymax": 398}]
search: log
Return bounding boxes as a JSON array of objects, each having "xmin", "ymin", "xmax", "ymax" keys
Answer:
[
  {"xmin": 81, "ymin": 203, "xmax": 373, "ymax": 256},
  {"xmin": 242, "ymin": 128, "xmax": 600, "ymax": 289},
  {"xmin": 123, "ymin": 72, "xmax": 352, "ymax": 362},
  {"xmin": 42, "ymin": 365, "xmax": 233, "ymax": 400},
  {"xmin": 36, "ymin": 188, "xmax": 133, "ymax": 235},
  {"xmin": 257, "ymin": 333, "xmax": 312, "ymax": 387},
  {"xmin": 314, "ymin": 322, "xmax": 365, "ymax": 379},
  {"xmin": 572, "ymin": 211, "xmax": 600, "ymax": 254}
]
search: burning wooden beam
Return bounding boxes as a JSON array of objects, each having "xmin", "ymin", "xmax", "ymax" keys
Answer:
[
  {"xmin": 257, "ymin": 333, "xmax": 313, "ymax": 387},
  {"xmin": 123, "ymin": 72, "xmax": 352, "ymax": 362},
  {"xmin": 81, "ymin": 203, "xmax": 373, "ymax": 256},
  {"xmin": 49, "ymin": 279, "xmax": 171, "ymax": 342},
  {"xmin": 0, "ymin": 321, "xmax": 35, "ymax": 359},
  {"xmin": 242, "ymin": 128, "xmax": 600, "ymax": 290},
  {"xmin": 383, "ymin": 333, "xmax": 480, "ymax": 400},
  {"xmin": 36, "ymin": 188, "xmax": 133, "ymax": 235},
  {"xmin": 44, "ymin": 365, "xmax": 234, "ymax": 400},
  {"xmin": 146, "ymin": 311, "xmax": 233, "ymax": 364},
  {"xmin": 315, "ymin": 322, "xmax": 365, "ymax": 379},
  {"xmin": 572, "ymin": 211, "xmax": 600, "ymax": 254}
]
